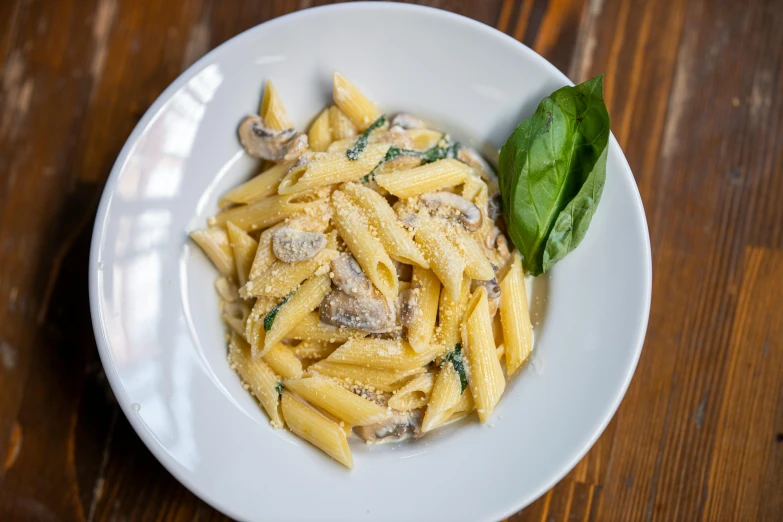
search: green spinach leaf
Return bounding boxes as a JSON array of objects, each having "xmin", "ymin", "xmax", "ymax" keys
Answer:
[
  {"xmin": 346, "ymin": 115, "xmax": 386, "ymax": 160},
  {"xmin": 442, "ymin": 343, "xmax": 468, "ymax": 394},
  {"xmin": 361, "ymin": 136, "xmax": 460, "ymax": 182},
  {"xmin": 498, "ymin": 75, "xmax": 610, "ymax": 275},
  {"xmin": 264, "ymin": 291, "xmax": 295, "ymax": 332}
]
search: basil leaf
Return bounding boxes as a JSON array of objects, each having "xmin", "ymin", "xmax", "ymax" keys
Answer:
[
  {"xmin": 275, "ymin": 382, "xmax": 284, "ymax": 398},
  {"xmin": 498, "ymin": 75, "xmax": 610, "ymax": 275},
  {"xmin": 346, "ymin": 115, "xmax": 386, "ymax": 160},
  {"xmin": 442, "ymin": 343, "xmax": 468, "ymax": 394},
  {"xmin": 264, "ymin": 291, "xmax": 294, "ymax": 331}
]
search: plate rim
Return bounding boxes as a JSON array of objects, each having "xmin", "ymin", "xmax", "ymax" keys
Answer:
[{"xmin": 89, "ymin": 3, "xmax": 653, "ymax": 521}]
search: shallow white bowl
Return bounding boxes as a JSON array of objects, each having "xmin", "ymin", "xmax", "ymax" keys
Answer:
[{"xmin": 89, "ymin": 4, "xmax": 652, "ymax": 521}]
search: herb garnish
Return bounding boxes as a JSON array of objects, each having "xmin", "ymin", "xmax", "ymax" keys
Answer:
[
  {"xmin": 346, "ymin": 115, "xmax": 387, "ymax": 160},
  {"xmin": 275, "ymin": 382, "xmax": 284, "ymax": 398},
  {"xmin": 498, "ymin": 75, "xmax": 610, "ymax": 275},
  {"xmin": 362, "ymin": 136, "xmax": 461, "ymax": 182},
  {"xmin": 442, "ymin": 343, "xmax": 468, "ymax": 394},
  {"xmin": 264, "ymin": 291, "xmax": 295, "ymax": 331}
]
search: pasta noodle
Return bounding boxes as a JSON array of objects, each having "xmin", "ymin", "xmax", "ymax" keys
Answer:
[
  {"xmin": 464, "ymin": 287, "xmax": 505, "ymax": 423},
  {"xmin": 284, "ymin": 375, "xmax": 391, "ymax": 426},
  {"xmin": 308, "ymin": 108, "xmax": 332, "ymax": 152},
  {"xmin": 332, "ymin": 72, "xmax": 381, "ymax": 130},
  {"xmin": 261, "ymin": 80, "xmax": 293, "ymax": 130},
  {"xmin": 405, "ymin": 267, "xmax": 441, "ymax": 353},
  {"xmin": 375, "ymin": 159, "xmax": 471, "ymax": 199},
  {"xmin": 280, "ymin": 390, "xmax": 353, "ymax": 468},
  {"xmin": 331, "ymin": 190, "xmax": 398, "ymax": 299},
  {"xmin": 228, "ymin": 333, "xmax": 284, "ymax": 428},
  {"xmin": 226, "ymin": 221, "xmax": 258, "ymax": 286},
  {"xmin": 499, "ymin": 251, "xmax": 533, "ymax": 375}
]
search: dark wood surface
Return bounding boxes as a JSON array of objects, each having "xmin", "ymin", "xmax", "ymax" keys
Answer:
[{"xmin": 1, "ymin": 0, "xmax": 781, "ymax": 520}]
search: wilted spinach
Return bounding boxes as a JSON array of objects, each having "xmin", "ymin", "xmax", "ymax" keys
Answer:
[
  {"xmin": 498, "ymin": 75, "xmax": 610, "ymax": 275},
  {"xmin": 264, "ymin": 291, "xmax": 295, "ymax": 331},
  {"xmin": 442, "ymin": 343, "xmax": 468, "ymax": 394}
]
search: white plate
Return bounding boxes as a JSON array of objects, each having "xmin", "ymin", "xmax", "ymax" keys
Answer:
[{"xmin": 89, "ymin": 4, "xmax": 652, "ymax": 521}]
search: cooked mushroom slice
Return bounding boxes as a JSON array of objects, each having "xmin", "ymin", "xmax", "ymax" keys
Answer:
[
  {"xmin": 271, "ymin": 226, "xmax": 327, "ymax": 263},
  {"xmin": 330, "ymin": 253, "xmax": 374, "ymax": 297},
  {"xmin": 238, "ymin": 115, "xmax": 308, "ymax": 161},
  {"xmin": 487, "ymin": 191, "xmax": 503, "ymax": 222},
  {"xmin": 421, "ymin": 192, "xmax": 483, "ymax": 231},
  {"xmin": 319, "ymin": 290, "xmax": 396, "ymax": 333},
  {"xmin": 382, "ymin": 125, "xmax": 414, "ymax": 149},
  {"xmin": 458, "ymin": 147, "xmax": 496, "ymax": 181},
  {"xmin": 354, "ymin": 408, "xmax": 424, "ymax": 443},
  {"xmin": 486, "ymin": 226, "xmax": 512, "ymax": 264},
  {"xmin": 398, "ymin": 286, "xmax": 419, "ymax": 328},
  {"xmin": 471, "ymin": 277, "xmax": 501, "ymax": 317},
  {"xmin": 389, "ymin": 113, "xmax": 426, "ymax": 130}
]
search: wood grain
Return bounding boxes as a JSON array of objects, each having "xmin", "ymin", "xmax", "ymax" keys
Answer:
[{"xmin": 1, "ymin": 0, "xmax": 782, "ymax": 521}]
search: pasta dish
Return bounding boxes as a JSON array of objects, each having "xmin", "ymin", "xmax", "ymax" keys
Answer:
[{"xmin": 190, "ymin": 73, "xmax": 533, "ymax": 468}]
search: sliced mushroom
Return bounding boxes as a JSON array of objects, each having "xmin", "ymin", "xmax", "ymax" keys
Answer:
[
  {"xmin": 398, "ymin": 286, "xmax": 419, "ymax": 328},
  {"xmin": 471, "ymin": 277, "xmax": 501, "ymax": 317},
  {"xmin": 319, "ymin": 290, "xmax": 396, "ymax": 333},
  {"xmin": 354, "ymin": 408, "xmax": 424, "ymax": 443},
  {"xmin": 390, "ymin": 113, "xmax": 426, "ymax": 130},
  {"xmin": 458, "ymin": 147, "xmax": 496, "ymax": 182},
  {"xmin": 421, "ymin": 192, "xmax": 483, "ymax": 231},
  {"xmin": 487, "ymin": 191, "xmax": 503, "ymax": 221},
  {"xmin": 238, "ymin": 115, "xmax": 308, "ymax": 161},
  {"xmin": 330, "ymin": 253, "xmax": 374, "ymax": 297},
  {"xmin": 271, "ymin": 226, "xmax": 326, "ymax": 263}
]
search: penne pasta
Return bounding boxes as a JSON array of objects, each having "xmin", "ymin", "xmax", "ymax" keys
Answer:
[
  {"xmin": 406, "ymin": 267, "xmax": 441, "ymax": 353},
  {"xmin": 190, "ymin": 227, "xmax": 237, "ymax": 279},
  {"xmin": 375, "ymin": 159, "xmax": 471, "ymax": 199},
  {"xmin": 284, "ymin": 375, "xmax": 391, "ymax": 426},
  {"xmin": 277, "ymin": 144, "xmax": 389, "ymax": 195},
  {"xmin": 218, "ymin": 160, "xmax": 294, "ymax": 208},
  {"xmin": 209, "ymin": 193, "xmax": 324, "ymax": 231},
  {"xmin": 263, "ymin": 274, "xmax": 332, "ymax": 352},
  {"xmin": 407, "ymin": 128, "xmax": 444, "ymax": 150},
  {"xmin": 291, "ymin": 340, "xmax": 339, "ymax": 360},
  {"xmin": 280, "ymin": 390, "xmax": 353, "ymax": 468},
  {"xmin": 342, "ymin": 182, "xmax": 428, "ymax": 268},
  {"xmin": 499, "ymin": 251, "xmax": 533, "ymax": 376},
  {"xmin": 260, "ymin": 80, "xmax": 293, "ymax": 131},
  {"xmin": 226, "ymin": 221, "xmax": 259, "ymax": 286},
  {"xmin": 329, "ymin": 105, "xmax": 358, "ymax": 140},
  {"xmin": 240, "ymin": 248, "xmax": 338, "ymax": 299},
  {"xmin": 388, "ymin": 372, "xmax": 434, "ymax": 411},
  {"xmin": 447, "ymin": 224, "xmax": 495, "ymax": 281},
  {"xmin": 228, "ymin": 334, "xmax": 284, "ymax": 428},
  {"xmin": 245, "ymin": 296, "xmax": 278, "ymax": 359},
  {"xmin": 464, "ymin": 287, "xmax": 505, "ymax": 423},
  {"xmin": 332, "ymin": 72, "xmax": 381, "ymax": 130},
  {"xmin": 414, "ymin": 217, "xmax": 466, "ymax": 301},
  {"xmin": 331, "ymin": 190, "xmax": 398, "ymax": 299},
  {"xmin": 308, "ymin": 361, "xmax": 424, "ymax": 392},
  {"xmin": 434, "ymin": 275, "xmax": 471, "ymax": 349},
  {"xmin": 326, "ymin": 338, "xmax": 440, "ymax": 371},
  {"xmin": 308, "ymin": 108, "xmax": 332, "ymax": 152},
  {"xmin": 285, "ymin": 312, "xmax": 367, "ymax": 343},
  {"xmin": 421, "ymin": 362, "xmax": 465, "ymax": 433},
  {"xmin": 262, "ymin": 342, "xmax": 303, "ymax": 379}
]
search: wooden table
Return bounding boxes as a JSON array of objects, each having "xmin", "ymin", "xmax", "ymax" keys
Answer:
[{"xmin": 1, "ymin": 0, "xmax": 781, "ymax": 520}]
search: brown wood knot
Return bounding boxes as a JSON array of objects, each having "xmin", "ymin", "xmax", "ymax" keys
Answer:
[
  {"xmin": 4, "ymin": 420, "xmax": 22, "ymax": 471},
  {"xmin": 776, "ymin": 433, "xmax": 783, "ymax": 442}
]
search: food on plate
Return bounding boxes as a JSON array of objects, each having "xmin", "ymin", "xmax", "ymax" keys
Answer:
[{"xmin": 191, "ymin": 73, "xmax": 609, "ymax": 467}]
